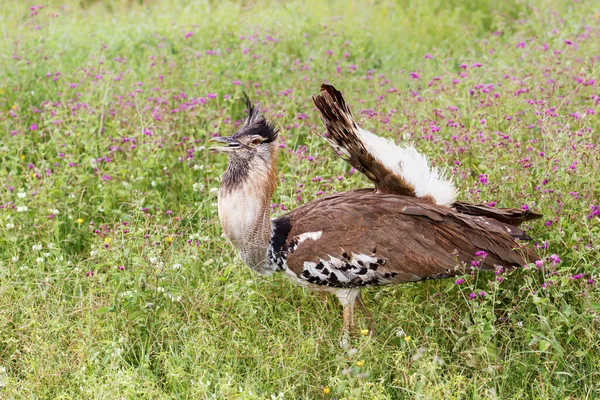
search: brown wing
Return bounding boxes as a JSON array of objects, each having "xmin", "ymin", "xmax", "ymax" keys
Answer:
[
  {"xmin": 312, "ymin": 84, "xmax": 417, "ymax": 196},
  {"xmin": 273, "ymin": 190, "xmax": 538, "ymax": 288},
  {"xmin": 452, "ymin": 201, "xmax": 542, "ymax": 240},
  {"xmin": 452, "ymin": 201, "xmax": 543, "ymax": 226}
]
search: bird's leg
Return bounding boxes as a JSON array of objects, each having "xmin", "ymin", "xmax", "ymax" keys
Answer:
[
  {"xmin": 343, "ymin": 302, "xmax": 355, "ymax": 334},
  {"xmin": 356, "ymin": 292, "xmax": 376, "ymax": 335},
  {"xmin": 335, "ymin": 288, "xmax": 360, "ymax": 347}
]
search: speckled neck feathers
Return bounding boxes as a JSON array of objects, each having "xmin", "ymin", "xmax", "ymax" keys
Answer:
[{"xmin": 217, "ymin": 149, "xmax": 278, "ymax": 274}]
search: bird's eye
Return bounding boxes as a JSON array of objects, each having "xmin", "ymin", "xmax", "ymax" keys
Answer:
[{"xmin": 251, "ymin": 138, "xmax": 261, "ymax": 146}]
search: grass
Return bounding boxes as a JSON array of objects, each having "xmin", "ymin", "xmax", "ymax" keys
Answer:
[{"xmin": 0, "ymin": 0, "xmax": 599, "ymax": 398}]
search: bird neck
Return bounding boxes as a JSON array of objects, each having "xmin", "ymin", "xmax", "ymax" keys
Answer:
[{"xmin": 217, "ymin": 153, "xmax": 278, "ymax": 274}]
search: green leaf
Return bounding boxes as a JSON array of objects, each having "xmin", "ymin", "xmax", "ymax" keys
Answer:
[
  {"xmin": 574, "ymin": 350, "xmax": 586, "ymax": 357},
  {"xmin": 538, "ymin": 340, "xmax": 550, "ymax": 352},
  {"xmin": 97, "ymin": 306, "xmax": 114, "ymax": 314}
]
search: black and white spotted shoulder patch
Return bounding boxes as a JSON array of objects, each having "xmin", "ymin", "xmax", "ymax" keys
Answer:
[{"xmin": 300, "ymin": 251, "xmax": 395, "ymax": 288}]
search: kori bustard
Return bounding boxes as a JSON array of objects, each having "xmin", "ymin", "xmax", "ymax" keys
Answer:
[{"xmin": 212, "ymin": 84, "xmax": 540, "ymax": 337}]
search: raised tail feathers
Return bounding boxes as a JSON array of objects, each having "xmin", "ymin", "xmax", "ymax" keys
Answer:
[
  {"xmin": 312, "ymin": 84, "xmax": 457, "ymax": 205},
  {"xmin": 312, "ymin": 85, "xmax": 403, "ymax": 192}
]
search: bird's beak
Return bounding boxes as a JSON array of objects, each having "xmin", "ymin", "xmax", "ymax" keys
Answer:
[{"xmin": 210, "ymin": 136, "xmax": 241, "ymax": 152}]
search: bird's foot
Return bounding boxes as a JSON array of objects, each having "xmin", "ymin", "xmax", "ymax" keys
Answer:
[{"xmin": 339, "ymin": 331, "xmax": 351, "ymax": 349}]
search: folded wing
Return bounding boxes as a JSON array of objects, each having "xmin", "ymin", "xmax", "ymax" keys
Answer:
[{"xmin": 273, "ymin": 190, "xmax": 538, "ymax": 289}]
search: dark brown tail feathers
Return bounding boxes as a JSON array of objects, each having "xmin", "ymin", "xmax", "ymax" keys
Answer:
[
  {"xmin": 312, "ymin": 84, "xmax": 417, "ymax": 196},
  {"xmin": 452, "ymin": 202, "xmax": 543, "ymax": 226}
]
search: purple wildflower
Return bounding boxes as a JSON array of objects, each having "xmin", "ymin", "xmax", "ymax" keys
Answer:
[
  {"xmin": 549, "ymin": 254, "xmax": 561, "ymax": 265},
  {"xmin": 588, "ymin": 205, "xmax": 600, "ymax": 220}
]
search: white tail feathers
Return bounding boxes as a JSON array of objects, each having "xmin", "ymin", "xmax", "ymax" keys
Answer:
[
  {"xmin": 313, "ymin": 84, "xmax": 457, "ymax": 206},
  {"xmin": 356, "ymin": 128, "xmax": 458, "ymax": 206}
]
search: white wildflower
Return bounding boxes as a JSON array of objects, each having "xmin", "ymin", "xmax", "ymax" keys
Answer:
[{"xmin": 0, "ymin": 365, "xmax": 7, "ymax": 388}]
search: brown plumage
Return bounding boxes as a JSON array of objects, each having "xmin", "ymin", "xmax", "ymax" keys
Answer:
[
  {"xmin": 277, "ymin": 189, "xmax": 536, "ymax": 287},
  {"xmin": 452, "ymin": 201, "xmax": 542, "ymax": 227},
  {"xmin": 214, "ymin": 86, "xmax": 541, "ymax": 340}
]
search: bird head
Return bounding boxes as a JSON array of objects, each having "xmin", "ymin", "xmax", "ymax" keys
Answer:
[
  {"xmin": 212, "ymin": 93, "xmax": 278, "ymax": 163},
  {"xmin": 212, "ymin": 93, "xmax": 279, "ymax": 195}
]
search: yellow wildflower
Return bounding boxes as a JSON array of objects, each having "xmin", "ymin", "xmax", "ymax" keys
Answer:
[
  {"xmin": 360, "ymin": 328, "xmax": 369, "ymax": 336},
  {"xmin": 165, "ymin": 236, "xmax": 173, "ymax": 243},
  {"xmin": 355, "ymin": 360, "xmax": 364, "ymax": 367},
  {"xmin": 104, "ymin": 237, "xmax": 112, "ymax": 244},
  {"xmin": 323, "ymin": 387, "xmax": 330, "ymax": 395},
  {"xmin": 12, "ymin": 104, "xmax": 18, "ymax": 110},
  {"xmin": 76, "ymin": 132, "xmax": 81, "ymax": 137},
  {"xmin": 404, "ymin": 336, "xmax": 412, "ymax": 342},
  {"xmin": 20, "ymin": 155, "xmax": 26, "ymax": 160},
  {"xmin": 76, "ymin": 218, "xmax": 84, "ymax": 224}
]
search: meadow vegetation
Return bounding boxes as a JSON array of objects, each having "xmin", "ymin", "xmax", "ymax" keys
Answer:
[{"xmin": 0, "ymin": 0, "xmax": 599, "ymax": 398}]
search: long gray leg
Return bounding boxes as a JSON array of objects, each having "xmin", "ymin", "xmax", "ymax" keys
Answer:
[{"xmin": 335, "ymin": 288, "xmax": 360, "ymax": 347}]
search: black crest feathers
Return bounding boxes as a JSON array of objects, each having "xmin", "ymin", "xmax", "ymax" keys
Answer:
[{"xmin": 237, "ymin": 92, "xmax": 279, "ymax": 143}]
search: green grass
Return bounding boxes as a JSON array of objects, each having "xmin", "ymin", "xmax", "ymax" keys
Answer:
[{"xmin": 1, "ymin": 0, "xmax": 599, "ymax": 398}]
